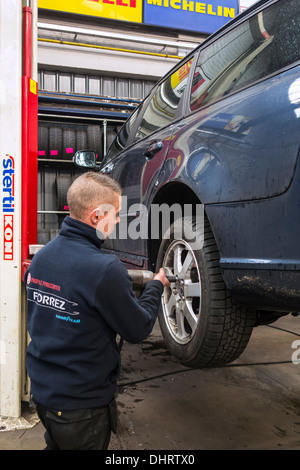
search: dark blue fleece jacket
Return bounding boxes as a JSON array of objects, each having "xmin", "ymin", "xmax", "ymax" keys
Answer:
[{"xmin": 25, "ymin": 216, "xmax": 163, "ymax": 410}]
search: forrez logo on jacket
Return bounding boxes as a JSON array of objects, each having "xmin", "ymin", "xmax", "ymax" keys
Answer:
[{"xmin": 27, "ymin": 286, "xmax": 81, "ymax": 320}]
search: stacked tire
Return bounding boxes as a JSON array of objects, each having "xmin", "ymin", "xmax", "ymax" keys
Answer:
[{"xmin": 55, "ymin": 125, "xmax": 103, "ymax": 210}]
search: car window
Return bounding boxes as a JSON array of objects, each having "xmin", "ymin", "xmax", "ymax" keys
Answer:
[
  {"xmin": 133, "ymin": 57, "xmax": 194, "ymax": 143},
  {"xmin": 190, "ymin": 0, "xmax": 300, "ymax": 112},
  {"xmin": 104, "ymin": 103, "xmax": 145, "ymax": 161}
]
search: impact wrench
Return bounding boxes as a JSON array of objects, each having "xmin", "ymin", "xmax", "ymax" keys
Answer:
[{"xmin": 127, "ymin": 268, "xmax": 177, "ymax": 287}]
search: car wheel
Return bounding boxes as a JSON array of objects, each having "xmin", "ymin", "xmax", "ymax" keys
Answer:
[{"xmin": 156, "ymin": 216, "xmax": 255, "ymax": 368}]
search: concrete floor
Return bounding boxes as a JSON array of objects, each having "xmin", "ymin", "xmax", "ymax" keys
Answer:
[{"xmin": 0, "ymin": 315, "xmax": 299, "ymax": 450}]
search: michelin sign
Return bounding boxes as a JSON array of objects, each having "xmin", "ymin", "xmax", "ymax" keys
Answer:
[
  {"xmin": 38, "ymin": 0, "xmax": 239, "ymax": 34},
  {"xmin": 144, "ymin": 0, "xmax": 237, "ymax": 34}
]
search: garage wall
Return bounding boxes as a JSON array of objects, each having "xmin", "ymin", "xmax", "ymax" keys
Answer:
[{"xmin": 38, "ymin": 69, "xmax": 156, "ymax": 99}]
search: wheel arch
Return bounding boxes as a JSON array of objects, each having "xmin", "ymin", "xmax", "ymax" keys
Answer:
[{"xmin": 147, "ymin": 181, "xmax": 211, "ymax": 270}]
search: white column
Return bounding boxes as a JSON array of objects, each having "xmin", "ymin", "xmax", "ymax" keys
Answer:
[{"xmin": 0, "ymin": 1, "xmax": 23, "ymax": 418}]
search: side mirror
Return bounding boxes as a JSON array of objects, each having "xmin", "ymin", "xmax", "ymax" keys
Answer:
[{"xmin": 73, "ymin": 150, "xmax": 97, "ymax": 169}]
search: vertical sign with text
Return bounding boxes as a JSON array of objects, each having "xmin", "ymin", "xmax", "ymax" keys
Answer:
[{"xmin": 2, "ymin": 156, "xmax": 15, "ymax": 261}]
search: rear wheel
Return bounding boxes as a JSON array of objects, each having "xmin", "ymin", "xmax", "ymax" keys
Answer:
[{"xmin": 156, "ymin": 216, "xmax": 255, "ymax": 368}]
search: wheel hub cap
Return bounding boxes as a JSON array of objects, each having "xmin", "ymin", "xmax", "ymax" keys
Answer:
[{"xmin": 162, "ymin": 240, "xmax": 201, "ymax": 345}]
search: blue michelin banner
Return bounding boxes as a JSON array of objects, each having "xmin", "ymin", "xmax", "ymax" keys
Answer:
[{"xmin": 143, "ymin": 0, "xmax": 238, "ymax": 34}]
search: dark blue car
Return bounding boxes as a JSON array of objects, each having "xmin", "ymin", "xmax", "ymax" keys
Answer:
[{"xmin": 76, "ymin": 0, "xmax": 300, "ymax": 367}]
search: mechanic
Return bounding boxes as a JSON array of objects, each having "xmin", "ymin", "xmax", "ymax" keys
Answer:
[{"xmin": 25, "ymin": 171, "xmax": 170, "ymax": 450}]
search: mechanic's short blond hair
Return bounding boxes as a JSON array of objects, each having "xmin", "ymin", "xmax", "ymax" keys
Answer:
[{"xmin": 67, "ymin": 172, "xmax": 122, "ymax": 221}]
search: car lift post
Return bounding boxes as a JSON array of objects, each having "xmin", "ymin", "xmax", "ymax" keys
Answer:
[
  {"xmin": 22, "ymin": 0, "xmax": 38, "ymax": 275},
  {"xmin": 21, "ymin": 0, "xmax": 38, "ymax": 408},
  {"xmin": 0, "ymin": 0, "xmax": 37, "ymax": 418}
]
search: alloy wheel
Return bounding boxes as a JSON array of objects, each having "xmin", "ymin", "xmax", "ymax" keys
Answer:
[{"xmin": 162, "ymin": 239, "xmax": 201, "ymax": 345}]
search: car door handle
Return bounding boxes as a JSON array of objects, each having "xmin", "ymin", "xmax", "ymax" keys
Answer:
[
  {"xmin": 144, "ymin": 141, "xmax": 163, "ymax": 160},
  {"xmin": 102, "ymin": 163, "xmax": 114, "ymax": 174}
]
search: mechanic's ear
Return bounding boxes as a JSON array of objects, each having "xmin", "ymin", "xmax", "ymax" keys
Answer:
[{"xmin": 90, "ymin": 208, "xmax": 100, "ymax": 227}]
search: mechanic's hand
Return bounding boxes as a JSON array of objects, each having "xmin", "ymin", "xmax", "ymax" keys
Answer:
[{"xmin": 154, "ymin": 268, "xmax": 170, "ymax": 288}]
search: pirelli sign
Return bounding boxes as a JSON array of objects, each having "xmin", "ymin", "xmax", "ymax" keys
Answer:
[
  {"xmin": 38, "ymin": 0, "xmax": 238, "ymax": 34},
  {"xmin": 38, "ymin": 0, "xmax": 142, "ymax": 24}
]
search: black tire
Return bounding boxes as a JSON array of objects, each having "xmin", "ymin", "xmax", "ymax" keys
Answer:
[
  {"xmin": 49, "ymin": 126, "xmax": 62, "ymax": 159},
  {"xmin": 156, "ymin": 216, "xmax": 255, "ymax": 368},
  {"xmin": 105, "ymin": 130, "xmax": 117, "ymax": 152},
  {"xmin": 76, "ymin": 129, "xmax": 88, "ymax": 150},
  {"xmin": 87, "ymin": 125, "xmax": 102, "ymax": 160},
  {"xmin": 55, "ymin": 174, "xmax": 73, "ymax": 211},
  {"xmin": 38, "ymin": 125, "xmax": 48, "ymax": 157},
  {"xmin": 63, "ymin": 128, "xmax": 76, "ymax": 159}
]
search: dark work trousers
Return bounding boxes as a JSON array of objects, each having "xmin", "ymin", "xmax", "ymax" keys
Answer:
[{"xmin": 35, "ymin": 399, "xmax": 117, "ymax": 450}]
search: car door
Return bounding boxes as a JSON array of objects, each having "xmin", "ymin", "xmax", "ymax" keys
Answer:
[{"xmin": 101, "ymin": 56, "xmax": 195, "ymax": 266}]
